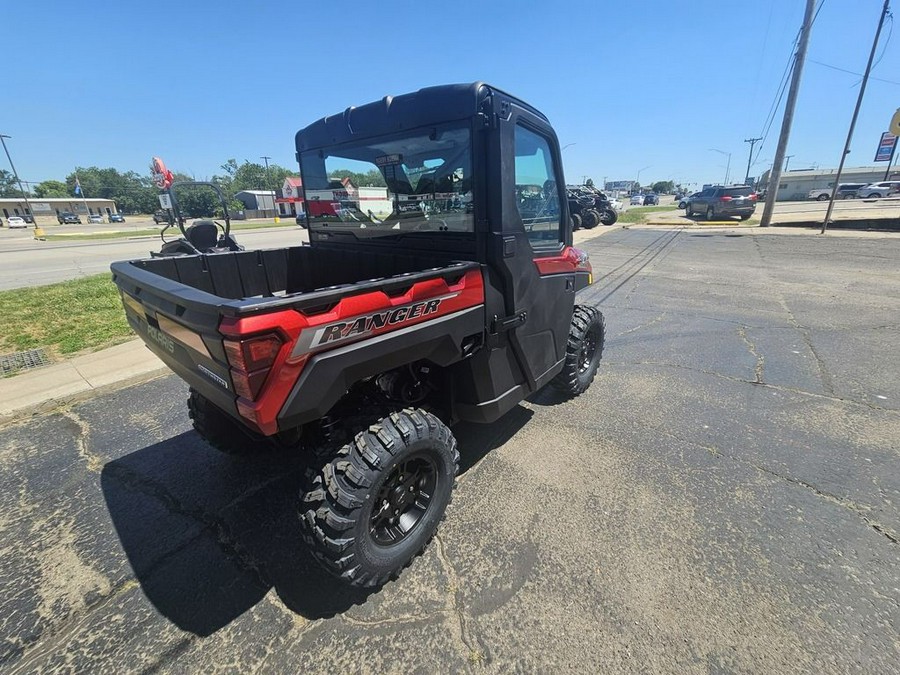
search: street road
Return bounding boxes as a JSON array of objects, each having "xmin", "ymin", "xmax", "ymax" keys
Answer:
[
  {"xmin": 1, "ymin": 228, "xmax": 898, "ymax": 672},
  {"xmin": 0, "ymin": 226, "xmax": 309, "ymax": 291}
]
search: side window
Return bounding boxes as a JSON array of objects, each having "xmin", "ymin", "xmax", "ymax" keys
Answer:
[{"xmin": 514, "ymin": 124, "xmax": 562, "ymax": 248}]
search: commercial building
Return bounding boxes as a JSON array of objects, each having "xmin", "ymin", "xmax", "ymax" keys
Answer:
[
  {"xmin": 757, "ymin": 165, "xmax": 899, "ymax": 201},
  {"xmin": 0, "ymin": 197, "xmax": 118, "ymax": 222}
]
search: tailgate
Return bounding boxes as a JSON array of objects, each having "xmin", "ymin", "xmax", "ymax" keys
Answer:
[{"xmin": 111, "ymin": 259, "xmax": 238, "ymax": 416}]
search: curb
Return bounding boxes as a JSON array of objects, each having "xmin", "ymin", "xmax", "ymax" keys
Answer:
[{"xmin": 0, "ymin": 339, "xmax": 169, "ymax": 426}]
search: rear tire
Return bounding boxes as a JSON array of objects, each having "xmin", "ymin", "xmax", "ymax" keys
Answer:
[
  {"xmin": 817, "ymin": 194, "xmax": 829, "ymax": 201},
  {"xmin": 299, "ymin": 408, "xmax": 458, "ymax": 588},
  {"xmin": 571, "ymin": 213, "xmax": 582, "ymax": 231},
  {"xmin": 550, "ymin": 305, "xmax": 605, "ymax": 397},
  {"xmin": 739, "ymin": 214, "xmax": 751, "ymax": 221},
  {"xmin": 599, "ymin": 208, "xmax": 618, "ymax": 225},
  {"xmin": 581, "ymin": 209, "xmax": 600, "ymax": 229},
  {"xmin": 187, "ymin": 388, "xmax": 265, "ymax": 456}
]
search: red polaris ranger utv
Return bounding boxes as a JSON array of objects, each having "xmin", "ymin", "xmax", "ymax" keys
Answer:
[{"xmin": 111, "ymin": 83, "xmax": 604, "ymax": 587}]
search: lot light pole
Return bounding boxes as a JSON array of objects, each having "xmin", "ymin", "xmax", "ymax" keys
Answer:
[
  {"xmin": 0, "ymin": 134, "xmax": 40, "ymax": 229},
  {"xmin": 636, "ymin": 165, "xmax": 652, "ymax": 191},
  {"xmin": 708, "ymin": 149, "xmax": 732, "ymax": 186},
  {"xmin": 260, "ymin": 155, "xmax": 274, "ymax": 219}
]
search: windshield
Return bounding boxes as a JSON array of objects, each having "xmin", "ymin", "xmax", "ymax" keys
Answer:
[{"xmin": 299, "ymin": 122, "xmax": 474, "ymax": 237}]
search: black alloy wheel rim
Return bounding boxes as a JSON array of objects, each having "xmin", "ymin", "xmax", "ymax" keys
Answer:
[
  {"xmin": 369, "ymin": 454, "xmax": 438, "ymax": 546},
  {"xmin": 578, "ymin": 325, "xmax": 601, "ymax": 374}
]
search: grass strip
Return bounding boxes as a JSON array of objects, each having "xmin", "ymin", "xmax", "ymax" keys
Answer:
[
  {"xmin": 618, "ymin": 206, "xmax": 679, "ymax": 224},
  {"xmin": 0, "ymin": 274, "xmax": 132, "ymax": 361}
]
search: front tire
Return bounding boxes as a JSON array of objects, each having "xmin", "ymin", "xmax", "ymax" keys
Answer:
[
  {"xmin": 581, "ymin": 209, "xmax": 600, "ymax": 229},
  {"xmin": 551, "ymin": 305, "xmax": 605, "ymax": 397},
  {"xmin": 685, "ymin": 203, "xmax": 692, "ymax": 216},
  {"xmin": 817, "ymin": 194, "xmax": 829, "ymax": 201},
  {"xmin": 300, "ymin": 408, "xmax": 458, "ymax": 587},
  {"xmin": 706, "ymin": 206, "xmax": 715, "ymax": 221},
  {"xmin": 571, "ymin": 213, "xmax": 582, "ymax": 231}
]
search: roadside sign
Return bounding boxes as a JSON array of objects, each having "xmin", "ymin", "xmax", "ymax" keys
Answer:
[
  {"xmin": 874, "ymin": 132, "xmax": 896, "ymax": 162},
  {"xmin": 158, "ymin": 194, "xmax": 172, "ymax": 209},
  {"xmin": 890, "ymin": 108, "xmax": 900, "ymax": 137}
]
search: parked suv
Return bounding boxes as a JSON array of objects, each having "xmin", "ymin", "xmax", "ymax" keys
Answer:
[
  {"xmin": 685, "ymin": 185, "xmax": 757, "ymax": 220},
  {"xmin": 855, "ymin": 181, "xmax": 900, "ymax": 199},
  {"xmin": 808, "ymin": 183, "xmax": 866, "ymax": 201},
  {"xmin": 58, "ymin": 212, "xmax": 82, "ymax": 224},
  {"xmin": 152, "ymin": 210, "xmax": 171, "ymax": 224}
]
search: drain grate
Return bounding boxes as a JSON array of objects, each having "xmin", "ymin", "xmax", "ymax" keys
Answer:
[{"xmin": 0, "ymin": 348, "xmax": 51, "ymax": 376}]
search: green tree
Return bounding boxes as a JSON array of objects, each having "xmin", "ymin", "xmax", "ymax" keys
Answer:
[
  {"xmin": 65, "ymin": 167, "xmax": 158, "ymax": 214},
  {"xmin": 213, "ymin": 158, "xmax": 299, "ymax": 196},
  {"xmin": 0, "ymin": 170, "xmax": 24, "ymax": 197},
  {"xmin": 651, "ymin": 180, "xmax": 675, "ymax": 194},
  {"xmin": 33, "ymin": 180, "xmax": 69, "ymax": 198}
]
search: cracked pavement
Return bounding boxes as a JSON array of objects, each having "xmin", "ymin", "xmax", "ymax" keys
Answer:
[{"xmin": 1, "ymin": 227, "xmax": 898, "ymax": 673}]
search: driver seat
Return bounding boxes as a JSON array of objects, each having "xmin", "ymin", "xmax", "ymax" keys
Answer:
[{"xmin": 185, "ymin": 220, "xmax": 219, "ymax": 251}]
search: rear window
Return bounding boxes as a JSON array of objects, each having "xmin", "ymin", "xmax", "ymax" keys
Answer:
[{"xmin": 723, "ymin": 187, "xmax": 753, "ymax": 197}]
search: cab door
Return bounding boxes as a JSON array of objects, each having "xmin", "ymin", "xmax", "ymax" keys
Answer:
[{"xmin": 484, "ymin": 97, "xmax": 576, "ymax": 392}]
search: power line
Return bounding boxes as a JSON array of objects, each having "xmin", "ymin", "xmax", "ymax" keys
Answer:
[{"xmin": 809, "ymin": 58, "xmax": 900, "ymax": 85}]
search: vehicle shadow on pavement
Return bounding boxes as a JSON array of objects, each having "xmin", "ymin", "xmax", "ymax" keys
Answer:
[{"xmin": 100, "ymin": 407, "xmax": 533, "ymax": 636}]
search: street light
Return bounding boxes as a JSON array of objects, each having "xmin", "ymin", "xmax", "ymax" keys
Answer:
[
  {"xmin": 561, "ymin": 143, "xmax": 576, "ymax": 152},
  {"xmin": 708, "ymin": 149, "xmax": 732, "ymax": 185},
  {"xmin": 636, "ymin": 165, "xmax": 652, "ymax": 191},
  {"xmin": 0, "ymin": 134, "xmax": 41, "ymax": 231},
  {"xmin": 260, "ymin": 155, "xmax": 276, "ymax": 221}
]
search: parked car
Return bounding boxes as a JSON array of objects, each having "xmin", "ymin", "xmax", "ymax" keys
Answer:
[
  {"xmin": 20, "ymin": 214, "xmax": 34, "ymax": 223},
  {"xmin": 855, "ymin": 181, "xmax": 900, "ymax": 199},
  {"xmin": 685, "ymin": 185, "xmax": 758, "ymax": 220},
  {"xmin": 630, "ymin": 194, "xmax": 645, "ymax": 206},
  {"xmin": 152, "ymin": 210, "xmax": 170, "ymax": 225},
  {"xmin": 7, "ymin": 216, "xmax": 27, "ymax": 229},
  {"xmin": 606, "ymin": 196, "xmax": 623, "ymax": 211},
  {"xmin": 58, "ymin": 212, "xmax": 82, "ymax": 224},
  {"xmin": 108, "ymin": 213, "xmax": 126, "ymax": 223},
  {"xmin": 678, "ymin": 192, "xmax": 701, "ymax": 209},
  {"xmin": 643, "ymin": 193, "xmax": 659, "ymax": 206},
  {"xmin": 88, "ymin": 214, "xmax": 104, "ymax": 223}
]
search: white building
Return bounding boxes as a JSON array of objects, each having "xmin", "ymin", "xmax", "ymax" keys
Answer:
[{"xmin": 757, "ymin": 165, "xmax": 899, "ymax": 201}]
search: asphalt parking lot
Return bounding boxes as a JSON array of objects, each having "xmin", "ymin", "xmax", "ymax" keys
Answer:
[{"xmin": 1, "ymin": 227, "xmax": 898, "ymax": 673}]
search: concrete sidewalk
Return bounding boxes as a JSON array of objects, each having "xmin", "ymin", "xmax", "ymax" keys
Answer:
[{"xmin": 0, "ymin": 339, "xmax": 167, "ymax": 423}]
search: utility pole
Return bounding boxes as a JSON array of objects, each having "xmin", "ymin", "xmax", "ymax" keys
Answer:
[
  {"xmin": 783, "ymin": 155, "xmax": 795, "ymax": 171},
  {"xmin": 0, "ymin": 134, "xmax": 41, "ymax": 230},
  {"xmin": 743, "ymin": 137, "xmax": 762, "ymax": 184},
  {"xmin": 760, "ymin": 0, "xmax": 816, "ymax": 228},
  {"xmin": 822, "ymin": 0, "xmax": 892, "ymax": 234},
  {"xmin": 260, "ymin": 155, "xmax": 273, "ymax": 218}
]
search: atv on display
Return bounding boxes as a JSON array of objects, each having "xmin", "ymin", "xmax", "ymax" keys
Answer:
[
  {"xmin": 112, "ymin": 82, "xmax": 605, "ymax": 587},
  {"xmin": 153, "ymin": 181, "xmax": 243, "ymax": 257}
]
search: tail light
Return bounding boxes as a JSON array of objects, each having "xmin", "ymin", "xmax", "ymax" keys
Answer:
[
  {"xmin": 750, "ymin": 193, "xmax": 759, "ymax": 201},
  {"xmin": 719, "ymin": 195, "xmax": 733, "ymax": 202},
  {"xmin": 223, "ymin": 333, "xmax": 283, "ymax": 400}
]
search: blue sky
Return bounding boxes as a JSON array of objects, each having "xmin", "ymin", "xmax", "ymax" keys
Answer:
[{"xmin": 3, "ymin": 0, "xmax": 897, "ymax": 190}]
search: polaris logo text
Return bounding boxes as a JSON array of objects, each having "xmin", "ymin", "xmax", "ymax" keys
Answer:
[{"xmin": 308, "ymin": 298, "xmax": 446, "ymax": 350}]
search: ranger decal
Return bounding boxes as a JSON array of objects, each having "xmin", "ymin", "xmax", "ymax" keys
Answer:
[{"xmin": 292, "ymin": 293, "xmax": 458, "ymax": 355}]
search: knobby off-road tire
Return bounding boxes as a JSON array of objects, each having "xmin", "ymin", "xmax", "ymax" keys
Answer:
[
  {"xmin": 300, "ymin": 408, "xmax": 459, "ymax": 587},
  {"xmin": 581, "ymin": 209, "xmax": 600, "ymax": 229},
  {"xmin": 571, "ymin": 213, "xmax": 582, "ymax": 231},
  {"xmin": 187, "ymin": 388, "xmax": 264, "ymax": 456},
  {"xmin": 600, "ymin": 208, "xmax": 618, "ymax": 225},
  {"xmin": 550, "ymin": 305, "xmax": 605, "ymax": 397}
]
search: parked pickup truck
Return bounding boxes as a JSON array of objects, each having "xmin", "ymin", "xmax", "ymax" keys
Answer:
[{"xmin": 111, "ymin": 82, "xmax": 604, "ymax": 587}]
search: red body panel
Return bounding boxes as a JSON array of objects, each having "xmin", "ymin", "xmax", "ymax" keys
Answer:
[
  {"xmin": 533, "ymin": 246, "xmax": 592, "ymax": 276},
  {"xmin": 220, "ymin": 268, "xmax": 485, "ymax": 435}
]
